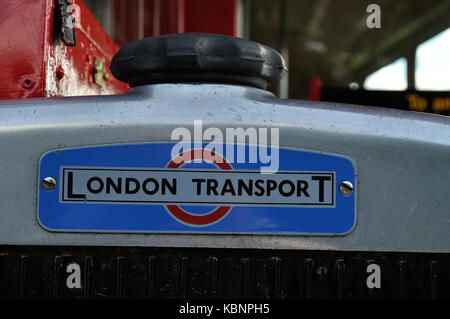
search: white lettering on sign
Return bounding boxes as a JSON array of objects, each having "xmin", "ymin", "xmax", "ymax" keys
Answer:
[
  {"xmin": 366, "ymin": 264, "xmax": 381, "ymax": 289},
  {"xmin": 66, "ymin": 263, "xmax": 82, "ymax": 289},
  {"xmin": 61, "ymin": 168, "xmax": 335, "ymax": 207}
]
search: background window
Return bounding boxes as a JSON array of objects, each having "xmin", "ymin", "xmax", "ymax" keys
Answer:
[
  {"xmin": 364, "ymin": 58, "xmax": 407, "ymax": 91},
  {"xmin": 415, "ymin": 28, "xmax": 450, "ymax": 91}
]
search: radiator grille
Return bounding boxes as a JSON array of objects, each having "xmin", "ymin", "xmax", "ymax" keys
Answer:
[{"xmin": 0, "ymin": 246, "xmax": 448, "ymax": 299}]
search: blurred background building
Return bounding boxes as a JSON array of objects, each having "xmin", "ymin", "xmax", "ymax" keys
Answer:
[
  {"xmin": 84, "ymin": 0, "xmax": 450, "ymax": 114},
  {"xmin": 2, "ymin": 0, "xmax": 448, "ymax": 113}
]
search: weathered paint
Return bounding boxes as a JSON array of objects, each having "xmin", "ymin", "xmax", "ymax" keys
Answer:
[{"xmin": 0, "ymin": 0, "xmax": 128, "ymax": 100}]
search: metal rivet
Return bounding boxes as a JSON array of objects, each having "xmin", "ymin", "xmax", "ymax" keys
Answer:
[
  {"xmin": 55, "ymin": 66, "xmax": 65, "ymax": 80},
  {"xmin": 42, "ymin": 177, "xmax": 57, "ymax": 191},
  {"xmin": 339, "ymin": 181, "xmax": 353, "ymax": 195}
]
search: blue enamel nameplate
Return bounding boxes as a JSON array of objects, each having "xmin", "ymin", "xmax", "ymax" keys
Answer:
[{"xmin": 38, "ymin": 143, "xmax": 356, "ymax": 235}]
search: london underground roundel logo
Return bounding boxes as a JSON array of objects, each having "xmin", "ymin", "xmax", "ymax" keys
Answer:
[{"xmin": 165, "ymin": 149, "xmax": 232, "ymax": 226}]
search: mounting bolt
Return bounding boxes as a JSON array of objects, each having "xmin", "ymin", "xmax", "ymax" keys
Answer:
[
  {"xmin": 93, "ymin": 57, "xmax": 108, "ymax": 87},
  {"xmin": 339, "ymin": 181, "xmax": 353, "ymax": 196},
  {"xmin": 42, "ymin": 177, "xmax": 57, "ymax": 191}
]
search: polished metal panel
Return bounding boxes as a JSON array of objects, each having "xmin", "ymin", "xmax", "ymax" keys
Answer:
[{"xmin": 0, "ymin": 84, "xmax": 449, "ymax": 252}]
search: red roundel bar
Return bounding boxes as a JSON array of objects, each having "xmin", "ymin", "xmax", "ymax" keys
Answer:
[{"xmin": 166, "ymin": 149, "xmax": 232, "ymax": 226}]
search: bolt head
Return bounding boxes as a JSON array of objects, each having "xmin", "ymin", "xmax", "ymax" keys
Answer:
[
  {"xmin": 339, "ymin": 181, "xmax": 353, "ymax": 196},
  {"xmin": 42, "ymin": 177, "xmax": 57, "ymax": 191}
]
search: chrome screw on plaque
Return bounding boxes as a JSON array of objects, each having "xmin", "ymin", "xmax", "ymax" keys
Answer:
[
  {"xmin": 339, "ymin": 181, "xmax": 353, "ymax": 196},
  {"xmin": 42, "ymin": 177, "xmax": 57, "ymax": 191}
]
